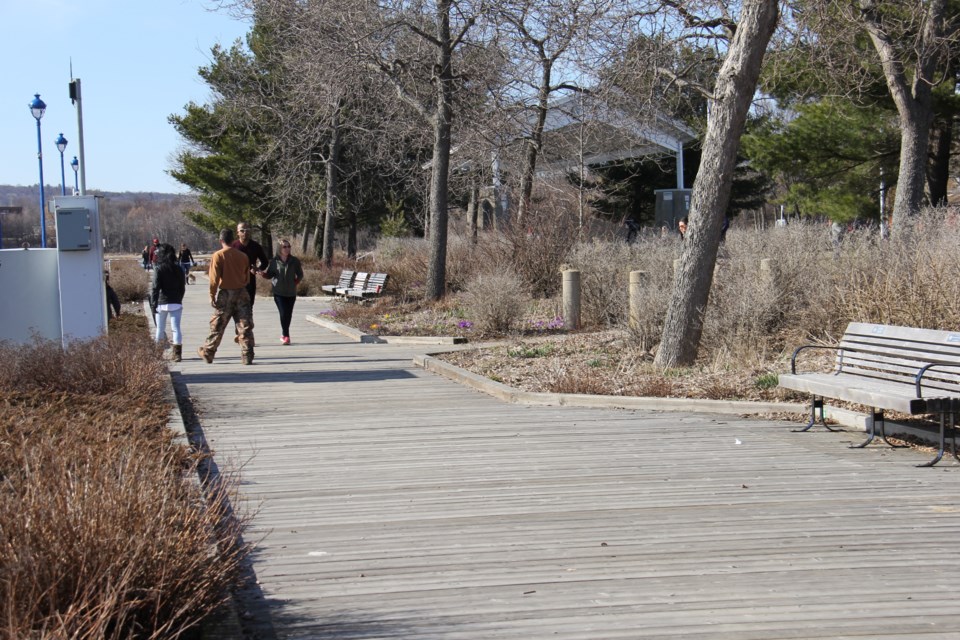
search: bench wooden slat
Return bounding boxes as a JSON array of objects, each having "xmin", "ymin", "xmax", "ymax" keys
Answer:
[
  {"xmin": 778, "ymin": 372, "xmax": 933, "ymax": 414},
  {"xmin": 839, "ymin": 340, "xmax": 960, "ymax": 365},
  {"xmin": 845, "ymin": 322, "xmax": 960, "ymax": 346},
  {"xmin": 837, "ymin": 354, "xmax": 960, "ymax": 388}
]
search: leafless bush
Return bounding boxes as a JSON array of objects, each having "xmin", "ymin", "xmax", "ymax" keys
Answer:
[
  {"xmin": 462, "ymin": 269, "xmax": 528, "ymax": 334},
  {"xmin": 832, "ymin": 210, "xmax": 960, "ymax": 328},
  {"xmin": 108, "ymin": 259, "xmax": 150, "ymax": 302},
  {"xmin": 545, "ymin": 368, "xmax": 614, "ymax": 395},
  {"xmin": 0, "ymin": 333, "xmax": 247, "ymax": 639},
  {"xmin": 375, "ymin": 237, "xmax": 431, "ymax": 302},
  {"xmin": 480, "ymin": 185, "xmax": 583, "ymax": 298}
]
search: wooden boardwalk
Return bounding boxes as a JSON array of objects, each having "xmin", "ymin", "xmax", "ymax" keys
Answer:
[{"xmin": 171, "ymin": 281, "xmax": 960, "ymax": 639}]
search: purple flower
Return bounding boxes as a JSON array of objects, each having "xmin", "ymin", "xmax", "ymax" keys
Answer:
[{"xmin": 457, "ymin": 320, "xmax": 473, "ymax": 329}]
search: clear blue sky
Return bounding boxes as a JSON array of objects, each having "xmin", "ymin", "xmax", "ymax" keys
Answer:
[{"xmin": 1, "ymin": 0, "xmax": 250, "ymax": 194}]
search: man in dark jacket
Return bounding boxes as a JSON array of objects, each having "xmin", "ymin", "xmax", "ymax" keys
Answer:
[{"xmin": 231, "ymin": 222, "xmax": 269, "ymax": 310}]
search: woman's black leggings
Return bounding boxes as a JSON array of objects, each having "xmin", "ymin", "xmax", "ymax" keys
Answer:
[{"xmin": 274, "ymin": 295, "xmax": 297, "ymax": 337}]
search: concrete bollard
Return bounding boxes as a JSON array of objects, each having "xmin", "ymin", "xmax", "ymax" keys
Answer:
[
  {"xmin": 759, "ymin": 258, "xmax": 775, "ymax": 286},
  {"xmin": 562, "ymin": 269, "xmax": 581, "ymax": 330},
  {"xmin": 629, "ymin": 271, "xmax": 648, "ymax": 330}
]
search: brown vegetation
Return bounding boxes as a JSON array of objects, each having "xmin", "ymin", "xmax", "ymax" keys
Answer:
[
  {"xmin": 330, "ymin": 208, "xmax": 960, "ymax": 407},
  {"xmin": 0, "ymin": 322, "xmax": 246, "ymax": 639}
]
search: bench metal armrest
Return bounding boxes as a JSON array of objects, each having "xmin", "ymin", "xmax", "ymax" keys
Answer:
[
  {"xmin": 915, "ymin": 363, "xmax": 960, "ymax": 398},
  {"xmin": 790, "ymin": 344, "xmax": 839, "ymax": 375}
]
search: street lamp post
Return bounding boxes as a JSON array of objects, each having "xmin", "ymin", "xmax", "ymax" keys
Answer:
[
  {"xmin": 29, "ymin": 94, "xmax": 47, "ymax": 247},
  {"xmin": 70, "ymin": 156, "xmax": 79, "ymax": 194},
  {"xmin": 55, "ymin": 133, "xmax": 68, "ymax": 196}
]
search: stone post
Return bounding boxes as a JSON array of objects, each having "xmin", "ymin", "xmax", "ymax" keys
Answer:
[
  {"xmin": 562, "ymin": 269, "xmax": 581, "ymax": 330},
  {"xmin": 629, "ymin": 271, "xmax": 648, "ymax": 330}
]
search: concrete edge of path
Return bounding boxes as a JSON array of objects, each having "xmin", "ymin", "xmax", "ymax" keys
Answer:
[
  {"xmin": 303, "ymin": 312, "xmax": 946, "ymax": 443},
  {"xmin": 305, "ymin": 313, "xmax": 467, "ymax": 345}
]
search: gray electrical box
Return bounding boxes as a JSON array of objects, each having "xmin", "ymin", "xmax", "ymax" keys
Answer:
[
  {"xmin": 56, "ymin": 208, "xmax": 92, "ymax": 250},
  {"xmin": 654, "ymin": 189, "xmax": 691, "ymax": 231}
]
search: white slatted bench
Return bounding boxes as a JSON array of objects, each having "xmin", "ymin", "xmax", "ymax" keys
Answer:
[
  {"xmin": 321, "ymin": 270, "xmax": 356, "ymax": 296},
  {"xmin": 779, "ymin": 322, "xmax": 960, "ymax": 467},
  {"xmin": 337, "ymin": 272, "xmax": 369, "ymax": 297},
  {"xmin": 345, "ymin": 272, "xmax": 389, "ymax": 302}
]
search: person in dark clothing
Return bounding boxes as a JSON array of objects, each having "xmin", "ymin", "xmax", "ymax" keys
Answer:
[
  {"xmin": 150, "ymin": 243, "xmax": 187, "ymax": 362},
  {"xmin": 141, "ymin": 246, "xmax": 150, "ymax": 270},
  {"xmin": 261, "ymin": 239, "xmax": 304, "ymax": 345},
  {"xmin": 177, "ymin": 243, "xmax": 195, "ymax": 281},
  {"xmin": 231, "ymin": 222, "xmax": 269, "ymax": 310},
  {"xmin": 105, "ymin": 273, "xmax": 121, "ymax": 319}
]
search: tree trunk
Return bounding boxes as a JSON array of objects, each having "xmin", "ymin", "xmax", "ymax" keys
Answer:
[
  {"xmin": 300, "ymin": 221, "xmax": 309, "ymax": 254},
  {"xmin": 927, "ymin": 113, "xmax": 952, "ymax": 207},
  {"xmin": 654, "ymin": 0, "xmax": 779, "ymax": 369},
  {"xmin": 860, "ymin": 0, "xmax": 945, "ymax": 226},
  {"xmin": 517, "ymin": 62, "xmax": 552, "ymax": 225},
  {"xmin": 425, "ymin": 1, "xmax": 454, "ymax": 301},
  {"xmin": 322, "ymin": 100, "xmax": 342, "ymax": 268},
  {"xmin": 468, "ymin": 180, "xmax": 479, "ymax": 243}
]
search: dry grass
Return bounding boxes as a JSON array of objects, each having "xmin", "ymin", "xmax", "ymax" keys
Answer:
[
  {"xmin": 0, "ymin": 323, "xmax": 247, "ymax": 639},
  {"xmin": 336, "ymin": 207, "xmax": 960, "ymax": 410},
  {"xmin": 107, "ymin": 258, "xmax": 150, "ymax": 303}
]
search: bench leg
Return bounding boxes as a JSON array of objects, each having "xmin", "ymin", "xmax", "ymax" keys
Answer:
[
  {"xmin": 851, "ymin": 409, "xmax": 906, "ymax": 450},
  {"xmin": 793, "ymin": 396, "xmax": 837, "ymax": 432},
  {"xmin": 917, "ymin": 411, "xmax": 960, "ymax": 468}
]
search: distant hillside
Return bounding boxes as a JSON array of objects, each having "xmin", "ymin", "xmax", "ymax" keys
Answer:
[
  {"xmin": 0, "ymin": 185, "xmax": 210, "ymax": 253},
  {"xmin": 0, "ymin": 184, "xmax": 186, "ymax": 204}
]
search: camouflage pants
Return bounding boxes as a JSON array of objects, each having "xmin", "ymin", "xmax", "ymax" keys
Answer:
[{"xmin": 200, "ymin": 288, "xmax": 255, "ymax": 361}]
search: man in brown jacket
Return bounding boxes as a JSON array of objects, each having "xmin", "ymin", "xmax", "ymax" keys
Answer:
[{"xmin": 197, "ymin": 228, "xmax": 256, "ymax": 364}]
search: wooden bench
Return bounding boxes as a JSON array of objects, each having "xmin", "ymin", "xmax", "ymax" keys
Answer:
[
  {"xmin": 779, "ymin": 322, "xmax": 960, "ymax": 466},
  {"xmin": 345, "ymin": 272, "xmax": 389, "ymax": 301},
  {"xmin": 321, "ymin": 270, "xmax": 356, "ymax": 296}
]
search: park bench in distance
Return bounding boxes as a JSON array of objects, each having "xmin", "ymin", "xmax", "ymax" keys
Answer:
[
  {"xmin": 779, "ymin": 322, "xmax": 960, "ymax": 467},
  {"xmin": 345, "ymin": 272, "xmax": 389, "ymax": 302},
  {"xmin": 321, "ymin": 270, "xmax": 356, "ymax": 296}
]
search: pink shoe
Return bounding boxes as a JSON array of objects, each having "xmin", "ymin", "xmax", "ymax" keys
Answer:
[{"xmin": 281, "ymin": 336, "xmax": 290, "ymax": 345}]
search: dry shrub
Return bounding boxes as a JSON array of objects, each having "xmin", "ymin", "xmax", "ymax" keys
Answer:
[
  {"xmin": 374, "ymin": 237, "xmax": 430, "ymax": 302},
  {"xmin": 0, "ymin": 334, "xmax": 166, "ymax": 399},
  {"xmin": 832, "ymin": 210, "xmax": 960, "ymax": 329},
  {"xmin": 625, "ymin": 376, "xmax": 676, "ymax": 397},
  {"xmin": 462, "ymin": 269, "xmax": 527, "ymax": 334},
  {"xmin": 0, "ymin": 333, "xmax": 246, "ymax": 639},
  {"xmin": 568, "ymin": 238, "xmax": 677, "ymax": 332},
  {"xmin": 107, "ymin": 259, "xmax": 150, "ymax": 302},
  {"xmin": 481, "ymin": 184, "xmax": 583, "ymax": 298},
  {"xmin": 545, "ymin": 369, "xmax": 614, "ymax": 395}
]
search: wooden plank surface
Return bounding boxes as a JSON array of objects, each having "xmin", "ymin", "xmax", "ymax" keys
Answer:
[{"xmin": 171, "ymin": 282, "xmax": 960, "ymax": 639}]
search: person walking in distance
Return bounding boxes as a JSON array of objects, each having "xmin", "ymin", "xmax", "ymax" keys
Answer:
[
  {"xmin": 149, "ymin": 243, "xmax": 186, "ymax": 362},
  {"xmin": 177, "ymin": 243, "xmax": 195, "ymax": 282},
  {"xmin": 198, "ymin": 228, "xmax": 255, "ymax": 365},
  {"xmin": 261, "ymin": 239, "xmax": 304, "ymax": 345}
]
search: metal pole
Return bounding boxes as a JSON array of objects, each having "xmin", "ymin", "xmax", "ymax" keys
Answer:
[
  {"xmin": 72, "ymin": 79, "xmax": 87, "ymax": 195},
  {"xmin": 676, "ymin": 140, "xmax": 684, "ymax": 189},
  {"xmin": 35, "ymin": 118, "xmax": 46, "ymax": 248}
]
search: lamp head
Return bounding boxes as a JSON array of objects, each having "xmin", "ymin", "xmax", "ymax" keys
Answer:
[
  {"xmin": 70, "ymin": 156, "xmax": 79, "ymax": 173},
  {"xmin": 29, "ymin": 94, "xmax": 46, "ymax": 121},
  {"xmin": 55, "ymin": 133, "xmax": 68, "ymax": 153}
]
